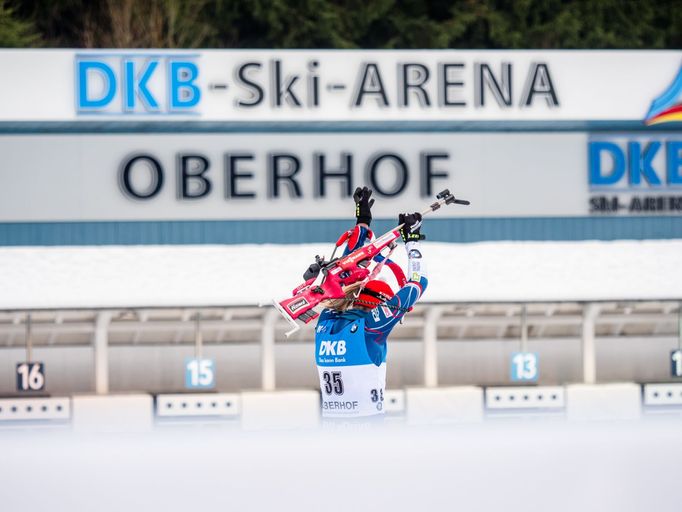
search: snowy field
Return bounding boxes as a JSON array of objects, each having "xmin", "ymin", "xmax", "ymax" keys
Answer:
[
  {"xmin": 0, "ymin": 239, "xmax": 681, "ymax": 309},
  {"xmin": 1, "ymin": 419, "xmax": 681, "ymax": 512},
  {"xmin": 1, "ymin": 239, "xmax": 680, "ymax": 511}
]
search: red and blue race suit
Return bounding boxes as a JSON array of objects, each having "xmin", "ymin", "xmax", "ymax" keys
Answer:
[{"xmin": 314, "ymin": 225, "xmax": 428, "ymax": 417}]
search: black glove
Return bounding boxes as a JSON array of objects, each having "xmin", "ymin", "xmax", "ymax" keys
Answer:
[
  {"xmin": 353, "ymin": 186, "xmax": 374, "ymax": 226},
  {"xmin": 399, "ymin": 212, "xmax": 425, "ymax": 242}
]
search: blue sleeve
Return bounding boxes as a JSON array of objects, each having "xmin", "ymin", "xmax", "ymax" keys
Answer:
[
  {"xmin": 342, "ymin": 225, "xmax": 369, "ymax": 256},
  {"xmin": 364, "ymin": 276, "xmax": 428, "ymax": 343}
]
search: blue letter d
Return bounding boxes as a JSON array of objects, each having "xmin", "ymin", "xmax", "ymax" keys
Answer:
[
  {"xmin": 78, "ymin": 61, "xmax": 117, "ymax": 109},
  {"xmin": 589, "ymin": 142, "xmax": 625, "ymax": 186}
]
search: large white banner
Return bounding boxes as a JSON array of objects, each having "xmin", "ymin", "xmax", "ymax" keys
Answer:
[
  {"xmin": 0, "ymin": 132, "xmax": 582, "ymax": 221},
  {"xmin": 0, "ymin": 50, "xmax": 680, "ymax": 123},
  {"xmin": 2, "ymin": 132, "xmax": 680, "ymax": 222}
]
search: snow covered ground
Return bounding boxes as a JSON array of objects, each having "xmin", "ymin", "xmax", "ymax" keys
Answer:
[
  {"xmin": 1, "ymin": 420, "xmax": 681, "ymax": 512},
  {"xmin": 0, "ymin": 239, "xmax": 680, "ymax": 310}
]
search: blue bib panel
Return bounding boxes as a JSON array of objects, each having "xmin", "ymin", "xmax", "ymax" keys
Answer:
[
  {"xmin": 315, "ymin": 310, "xmax": 388, "ymax": 418},
  {"xmin": 315, "ymin": 314, "xmax": 374, "ymax": 367}
]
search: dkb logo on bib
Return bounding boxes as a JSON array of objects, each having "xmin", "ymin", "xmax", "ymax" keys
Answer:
[{"xmin": 318, "ymin": 340, "xmax": 347, "ymax": 356}]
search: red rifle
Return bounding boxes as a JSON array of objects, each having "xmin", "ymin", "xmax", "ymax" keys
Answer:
[{"xmin": 273, "ymin": 189, "xmax": 469, "ymax": 336}]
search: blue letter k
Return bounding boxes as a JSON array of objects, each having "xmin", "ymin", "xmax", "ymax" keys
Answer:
[{"xmin": 125, "ymin": 59, "xmax": 159, "ymax": 111}]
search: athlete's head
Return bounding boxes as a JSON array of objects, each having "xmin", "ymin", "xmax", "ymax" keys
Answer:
[
  {"xmin": 321, "ymin": 280, "xmax": 394, "ymax": 312},
  {"xmin": 321, "ymin": 281, "xmax": 364, "ymax": 312},
  {"xmin": 356, "ymin": 279, "xmax": 394, "ymax": 309}
]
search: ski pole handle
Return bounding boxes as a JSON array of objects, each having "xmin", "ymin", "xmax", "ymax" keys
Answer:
[
  {"xmin": 420, "ymin": 189, "xmax": 470, "ymax": 217},
  {"xmin": 392, "ymin": 189, "xmax": 470, "ymax": 231}
]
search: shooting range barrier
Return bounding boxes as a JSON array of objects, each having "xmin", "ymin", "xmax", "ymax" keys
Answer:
[
  {"xmin": 0, "ymin": 300, "xmax": 680, "ymax": 430},
  {"xmin": 0, "ymin": 382, "xmax": 679, "ymax": 431}
]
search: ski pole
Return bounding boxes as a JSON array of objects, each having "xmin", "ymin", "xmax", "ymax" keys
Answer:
[
  {"xmin": 324, "ymin": 189, "xmax": 469, "ymax": 274},
  {"xmin": 395, "ymin": 188, "xmax": 470, "ymax": 230}
]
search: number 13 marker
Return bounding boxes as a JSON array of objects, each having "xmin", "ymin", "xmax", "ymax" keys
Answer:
[{"xmin": 511, "ymin": 352, "xmax": 539, "ymax": 382}]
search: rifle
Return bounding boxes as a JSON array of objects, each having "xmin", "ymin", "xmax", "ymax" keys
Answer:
[{"xmin": 273, "ymin": 189, "xmax": 469, "ymax": 336}]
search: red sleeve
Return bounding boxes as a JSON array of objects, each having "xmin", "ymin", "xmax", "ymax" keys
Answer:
[{"xmin": 386, "ymin": 260, "xmax": 407, "ymax": 287}]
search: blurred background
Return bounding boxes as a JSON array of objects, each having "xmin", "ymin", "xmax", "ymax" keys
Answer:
[{"xmin": 0, "ymin": 2, "xmax": 681, "ymax": 509}]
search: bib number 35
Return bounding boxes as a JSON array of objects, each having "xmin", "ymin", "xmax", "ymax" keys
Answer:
[{"xmin": 322, "ymin": 371, "xmax": 344, "ymax": 395}]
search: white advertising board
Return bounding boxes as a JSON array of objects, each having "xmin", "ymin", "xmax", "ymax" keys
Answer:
[
  {"xmin": 0, "ymin": 132, "xmax": 583, "ymax": 221},
  {"xmin": 2, "ymin": 132, "xmax": 681, "ymax": 222},
  {"xmin": 5, "ymin": 133, "xmax": 682, "ymax": 222},
  {"xmin": 0, "ymin": 50, "xmax": 680, "ymax": 123}
]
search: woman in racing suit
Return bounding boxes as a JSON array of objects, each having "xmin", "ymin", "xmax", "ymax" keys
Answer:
[{"xmin": 314, "ymin": 187, "xmax": 428, "ymax": 420}]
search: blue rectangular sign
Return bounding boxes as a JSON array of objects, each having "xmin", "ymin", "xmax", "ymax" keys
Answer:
[
  {"xmin": 184, "ymin": 358, "xmax": 215, "ymax": 389},
  {"xmin": 510, "ymin": 352, "xmax": 539, "ymax": 382}
]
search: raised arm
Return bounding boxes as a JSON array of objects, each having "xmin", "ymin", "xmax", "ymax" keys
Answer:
[
  {"xmin": 365, "ymin": 213, "xmax": 428, "ymax": 337},
  {"xmin": 389, "ymin": 212, "xmax": 428, "ymax": 315},
  {"xmin": 343, "ymin": 186, "xmax": 374, "ymax": 254}
]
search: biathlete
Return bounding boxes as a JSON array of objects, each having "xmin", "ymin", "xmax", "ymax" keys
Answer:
[{"xmin": 314, "ymin": 186, "xmax": 428, "ymax": 420}]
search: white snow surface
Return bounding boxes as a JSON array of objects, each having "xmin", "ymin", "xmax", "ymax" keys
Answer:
[{"xmin": 0, "ymin": 240, "xmax": 680, "ymax": 310}]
